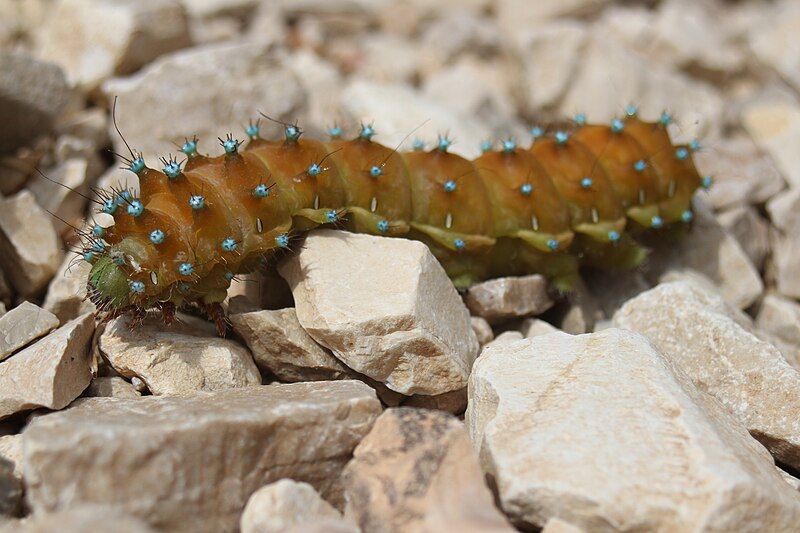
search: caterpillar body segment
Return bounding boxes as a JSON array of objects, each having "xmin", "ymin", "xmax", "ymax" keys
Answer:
[{"xmin": 86, "ymin": 113, "xmax": 704, "ymax": 330}]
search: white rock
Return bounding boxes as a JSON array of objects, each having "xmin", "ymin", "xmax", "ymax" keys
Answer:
[
  {"xmin": 240, "ymin": 479, "xmax": 345, "ymax": 533},
  {"xmin": 42, "ymin": 255, "xmax": 95, "ymax": 323},
  {"xmin": 766, "ymin": 187, "xmax": 800, "ymax": 232},
  {"xmin": 518, "ymin": 318, "xmax": 559, "ymax": 338},
  {"xmin": 230, "ymin": 308, "xmax": 352, "ymax": 382},
  {"xmin": 748, "ymin": 1, "xmax": 800, "ymax": 93},
  {"xmin": 340, "ymin": 80, "xmax": 492, "ymax": 159},
  {"xmin": 559, "ymin": 29, "xmax": 723, "ymax": 140},
  {"xmin": 0, "ymin": 191, "xmax": 62, "ymax": 297},
  {"xmin": 741, "ymin": 97, "xmax": 800, "ymax": 189},
  {"xmin": 0, "ymin": 314, "xmax": 94, "ymax": 420},
  {"xmin": 757, "ymin": 293, "xmax": 800, "ymax": 348},
  {"xmin": 103, "ymin": 41, "xmax": 304, "ymax": 162},
  {"xmin": 278, "ymin": 230, "xmax": 478, "ymax": 396},
  {"xmin": 0, "ymin": 301, "xmax": 59, "ymax": 361},
  {"xmin": 497, "ymin": 0, "xmax": 606, "ymax": 39},
  {"xmin": 0, "ymin": 53, "xmax": 69, "ymax": 153},
  {"xmin": 83, "ymin": 376, "xmax": 141, "ymax": 399},
  {"xmin": 483, "ymin": 331, "xmax": 524, "ymax": 350},
  {"xmin": 464, "ymin": 274, "xmax": 552, "ymax": 325},
  {"xmin": 614, "ymin": 281, "xmax": 800, "ymax": 469},
  {"xmin": 694, "ymin": 136, "xmax": 785, "ymax": 210},
  {"xmin": 23, "ymin": 381, "xmax": 381, "ymax": 532},
  {"xmin": 422, "ymin": 58, "xmax": 518, "ymax": 133},
  {"xmin": 772, "ymin": 223, "xmax": 800, "ymax": 299},
  {"xmin": 717, "ymin": 205, "xmax": 770, "ymax": 270},
  {"xmin": 467, "ymin": 328, "xmax": 800, "ymax": 530},
  {"xmin": 27, "ymin": 158, "xmax": 89, "ymax": 234},
  {"xmin": 98, "ymin": 315, "xmax": 261, "ymax": 396},
  {"xmin": 471, "ymin": 316, "xmax": 494, "ymax": 346},
  {"xmin": 647, "ymin": 199, "xmax": 763, "ymax": 309},
  {"xmin": 281, "ymin": 50, "xmax": 343, "ymax": 134},
  {"xmin": 512, "ymin": 21, "xmax": 588, "ymax": 113},
  {"xmin": 36, "ymin": 0, "xmax": 191, "ymax": 91},
  {"xmin": 418, "ymin": 12, "xmax": 501, "ymax": 71},
  {"xmin": 355, "ymin": 34, "xmax": 420, "ymax": 84},
  {"xmin": 343, "ymin": 408, "xmax": 513, "ymax": 532},
  {"xmin": 779, "ymin": 468, "xmax": 800, "ymax": 492},
  {"xmin": 648, "ymin": 0, "xmax": 744, "ymax": 74}
]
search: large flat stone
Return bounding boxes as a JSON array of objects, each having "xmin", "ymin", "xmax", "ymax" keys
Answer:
[
  {"xmin": 23, "ymin": 381, "xmax": 382, "ymax": 533},
  {"xmin": 0, "ymin": 301, "xmax": 59, "ymax": 361},
  {"xmin": 614, "ymin": 281, "xmax": 800, "ymax": 469},
  {"xmin": 343, "ymin": 408, "xmax": 513, "ymax": 532},
  {"xmin": 467, "ymin": 328, "xmax": 800, "ymax": 530},
  {"xmin": 278, "ymin": 230, "xmax": 478, "ymax": 396},
  {"xmin": 98, "ymin": 315, "xmax": 261, "ymax": 396},
  {"xmin": 0, "ymin": 314, "xmax": 94, "ymax": 420}
]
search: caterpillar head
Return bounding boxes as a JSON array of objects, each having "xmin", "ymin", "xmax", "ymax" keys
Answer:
[{"xmin": 88, "ymin": 254, "xmax": 135, "ymax": 309}]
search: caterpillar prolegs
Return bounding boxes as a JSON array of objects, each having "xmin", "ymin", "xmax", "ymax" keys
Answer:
[{"xmin": 85, "ymin": 108, "xmax": 707, "ymax": 334}]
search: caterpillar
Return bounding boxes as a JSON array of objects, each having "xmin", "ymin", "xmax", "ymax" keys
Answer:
[{"xmin": 83, "ymin": 106, "xmax": 707, "ymax": 335}]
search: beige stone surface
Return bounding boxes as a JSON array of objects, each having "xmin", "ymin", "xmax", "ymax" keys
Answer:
[
  {"xmin": 23, "ymin": 381, "xmax": 382, "ymax": 533},
  {"xmin": 694, "ymin": 136, "xmax": 785, "ymax": 210},
  {"xmin": 748, "ymin": 1, "xmax": 800, "ymax": 94},
  {"xmin": 471, "ymin": 316, "xmax": 494, "ymax": 346},
  {"xmin": 83, "ymin": 376, "xmax": 141, "ymax": 399},
  {"xmin": 278, "ymin": 230, "xmax": 478, "ymax": 396},
  {"xmin": 757, "ymin": 293, "xmax": 800, "ymax": 348},
  {"xmin": 467, "ymin": 328, "xmax": 800, "ymax": 530},
  {"xmin": 519, "ymin": 318, "xmax": 560, "ymax": 338},
  {"xmin": 0, "ymin": 301, "xmax": 58, "ymax": 361},
  {"xmin": 103, "ymin": 41, "xmax": 303, "ymax": 162},
  {"xmin": 36, "ymin": 0, "xmax": 190, "ymax": 91},
  {"xmin": 766, "ymin": 187, "xmax": 800, "ymax": 233},
  {"xmin": 343, "ymin": 408, "xmax": 513, "ymax": 533},
  {"xmin": 0, "ymin": 314, "xmax": 94, "ymax": 420},
  {"xmin": 771, "ymin": 223, "xmax": 800, "ymax": 300},
  {"xmin": 741, "ymin": 97, "xmax": 800, "ymax": 189},
  {"xmin": 98, "ymin": 315, "xmax": 261, "ymax": 396},
  {"xmin": 647, "ymin": 199, "xmax": 763, "ymax": 309},
  {"xmin": 42, "ymin": 256, "xmax": 95, "ymax": 323},
  {"xmin": 0, "ymin": 506, "xmax": 155, "ymax": 532},
  {"xmin": 340, "ymin": 80, "xmax": 491, "ymax": 160},
  {"xmin": 240, "ymin": 479, "xmax": 346, "ymax": 533},
  {"xmin": 542, "ymin": 518, "xmax": 586, "ymax": 533},
  {"xmin": 614, "ymin": 281, "xmax": 800, "ymax": 469},
  {"xmin": 717, "ymin": 205, "xmax": 770, "ymax": 270},
  {"xmin": 230, "ymin": 308, "xmax": 352, "ymax": 382},
  {"xmin": 0, "ymin": 191, "xmax": 62, "ymax": 297},
  {"xmin": 464, "ymin": 274, "xmax": 553, "ymax": 324}
]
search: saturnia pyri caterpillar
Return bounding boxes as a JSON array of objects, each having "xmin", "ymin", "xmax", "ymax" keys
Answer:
[{"xmin": 84, "ymin": 106, "xmax": 708, "ymax": 335}]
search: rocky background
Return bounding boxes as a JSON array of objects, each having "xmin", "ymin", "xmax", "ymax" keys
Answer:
[{"xmin": 2, "ymin": 0, "xmax": 800, "ymax": 531}]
